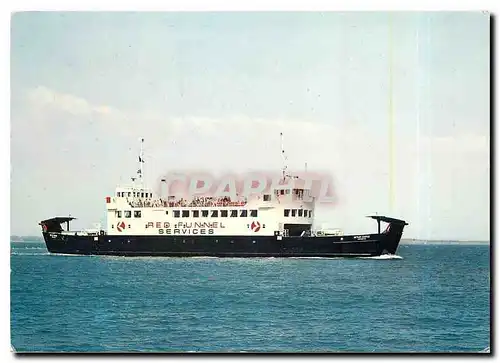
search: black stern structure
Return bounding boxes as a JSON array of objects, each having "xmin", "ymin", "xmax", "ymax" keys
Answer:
[
  {"xmin": 367, "ymin": 215, "xmax": 409, "ymax": 255},
  {"xmin": 39, "ymin": 217, "xmax": 75, "ymax": 233}
]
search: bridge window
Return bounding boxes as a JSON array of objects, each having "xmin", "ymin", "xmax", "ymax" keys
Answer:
[
  {"xmin": 291, "ymin": 209, "xmax": 296, "ymax": 217},
  {"xmin": 202, "ymin": 210, "xmax": 209, "ymax": 217},
  {"xmin": 309, "ymin": 210, "xmax": 312, "ymax": 218},
  {"xmin": 298, "ymin": 209, "xmax": 303, "ymax": 217},
  {"xmin": 116, "ymin": 211, "xmax": 122, "ymax": 218},
  {"xmin": 263, "ymin": 194, "xmax": 271, "ymax": 201},
  {"xmin": 280, "ymin": 189, "xmax": 285, "ymax": 195},
  {"xmin": 240, "ymin": 210, "xmax": 247, "ymax": 217},
  {"xmin": 134, "ymin": 211, "xmax": 142, "ymax": 218},
  {"xmin": 250, "ymin": 210, "xmax": 258, "ymax": 217},
  {"xmin": 211, "ymin": 210, "xmax": 218, "ymax": 218},
  {"xmin": 173, "ymin": 210, "xmax": 180, "ymax": 218},
  {"xmin": 221, "ymin": 210, "xmax": 228, "ymax": 217},
  {"xmin": 193, "ymin": 210, "xmax": 200, "ymax": 218},
  {"xmin": 284, "ymin": 209, "xmax": 290, "ymax": 217},
  {"xmin": 292, "ymin": 189, "xmax": 304, "ymax": 198},
  {"xmin": 286, "ymin": 189, "xmax": 290, "ymax": 194},
  {"xmin": 128, "ymin": 192, "xmax": 131, "ymax": 197},
  {"xmin": 124, "ymin": 211, "xmax": 132, "ymax": 218},
  {"xmin": 230, "ymin": 210, "xmax": 238, "ymax": 217},
  {"xmin": 182, "ymin": 210, "xmax": 189, "ymax": 218}
]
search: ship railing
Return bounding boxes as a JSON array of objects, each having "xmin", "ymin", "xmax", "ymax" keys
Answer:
[
  {"xmin": 126, "ymin": 198, "xmax": 247, "ymax": 208},
  {"xmin": 59, "ymin": 230, "xmax": 104, "ymax": 236}
]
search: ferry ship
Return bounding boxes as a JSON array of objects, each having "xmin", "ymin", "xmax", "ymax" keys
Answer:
[{"xmin": 39, "ymin": 137, "xmax": 408, "ymax": 258}]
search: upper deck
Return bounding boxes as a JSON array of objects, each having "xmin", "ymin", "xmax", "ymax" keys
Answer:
[{"xmin": 107, "ymin": 185, "xmax": 314, "ymax": 210}]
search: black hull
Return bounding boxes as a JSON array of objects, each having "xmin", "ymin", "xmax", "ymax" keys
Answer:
[{"xmin": 42, "ymin": 221, "xmax": 406, "ymax": 258}]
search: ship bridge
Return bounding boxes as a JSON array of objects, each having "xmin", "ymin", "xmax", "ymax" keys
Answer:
[
  {"xmin": 104, "ymin": 185, "xmax": 155, "ymax": 211},
  {"xmin": 114, "ymin": 186, "xmax": 154, "ymax": 200},
  {"xmin": 264, "ymin": 177, "xmax": 315, "ymax": 237}
]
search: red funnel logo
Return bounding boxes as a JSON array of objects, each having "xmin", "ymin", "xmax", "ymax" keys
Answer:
[
  {"xmin": 117, "ymin": 221, "xmax": 126, "ymax": 232},
  {"xmin": 250, "ymin": 221, "xmax": 261, "ymax": 232}
]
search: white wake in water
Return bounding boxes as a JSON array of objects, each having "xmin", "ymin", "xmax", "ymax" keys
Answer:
[
  {"xmin": 289, "ymin": 257, "xmax": 342, "ymax": 260},
  {"xmin": 360, "ymin": 254, "xmax": 403, "ymax": 260},
  {"xmin": 11, "ymin": 252, "xmax": 50, "ymax": 256}
]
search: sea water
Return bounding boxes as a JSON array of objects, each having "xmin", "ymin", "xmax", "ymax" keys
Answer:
[{"xmin": 10, "ymin": 241, "xmax": 490, "ymax": 353}]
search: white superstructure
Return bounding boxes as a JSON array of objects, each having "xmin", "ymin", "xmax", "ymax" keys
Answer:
[
  {"xmin": 105, "ymin": 186, "xmax": 314, "ymax": 237},
  {"xmin": 103, "ymin": 136, "xmax": 316, "ymax": 238}
]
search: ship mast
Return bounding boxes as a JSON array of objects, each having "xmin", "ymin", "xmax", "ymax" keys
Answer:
[
  {"xmin": 134, "ymin": 138, "xmax": 145, "ymax": 187},
  {"xmin": 140, "ymin": 137, "xmax": 144, "ymax": 183},
  {"xmin": 280, "ymin": 132, "xmax": 288, "ymax": 181},
  {"xmin": 280, "ymin": 132, "xmax": 299, "ymax": 182}
]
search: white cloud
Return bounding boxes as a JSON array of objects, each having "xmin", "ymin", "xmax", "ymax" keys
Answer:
[{"xmin": 27, "ymin": 86, "xmax": 123, "ymax": 119}]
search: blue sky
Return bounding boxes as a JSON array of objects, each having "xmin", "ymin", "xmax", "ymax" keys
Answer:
[{"xmin": 10, "ymin": 11, "xmax": 490, "ymax": 240}]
